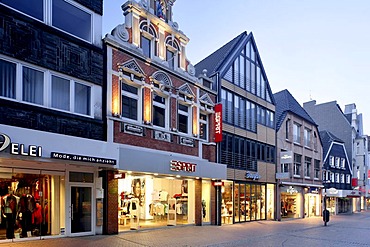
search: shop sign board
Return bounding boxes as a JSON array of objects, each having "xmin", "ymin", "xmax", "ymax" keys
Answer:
[
  {"xmin": 214, "ymin": 104, "xmax": 222, "ymax": 142},
  {"xmin": 276, "ymin": 172, "xmax": 290, "ymax": 180},
  {"xmin": 280, "ymin": 151, "xmax": 293, "ymax": 164},
  {"xmin": 245, "ymin": 171, "xmax": 261, "ymax": 180},
  {"xmin": 51, "ymin": 152, "xmax": 116, "ymax": 165},
  {"xmin": 0, "ymin": 133, "xmax": 42, "ymax": 157},
  {"xmin": 170, "ymin": 160, "xmax": 196, "ymax": 172},
  {"xmin": 213, "ymin": 181, "xmax": 224, "ymax": 186}
]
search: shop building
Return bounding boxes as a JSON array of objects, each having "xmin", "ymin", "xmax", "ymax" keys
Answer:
[
  {"xmin": 304, "ymin": 101, "xmax": 368, "ymax": 213},
  {"xmin": 104, "ymin": 0, "xmax": 226, "ymax": 232},
  {"xmin": 320, "ymin": 130, "xmax": 353, "ymax": 214},
  {"xmin": 0, "ymin": 0, "xmax": 120, "ymax": 242},
  {"xmin": 274, "ymin": 90, "xmax": 323, "ymax": 220},
  {"xmin": 195, "ymin": 32, "xmax": 277, "ymax": 224}
]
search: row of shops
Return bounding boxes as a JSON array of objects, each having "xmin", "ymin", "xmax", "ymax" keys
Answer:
[{"xmin": 1, "ymin": 125, "xmax": 369, "ymax": 243}]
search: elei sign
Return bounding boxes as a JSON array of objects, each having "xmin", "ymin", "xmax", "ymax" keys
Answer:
[
  {"xmin": 170, "ymin": 160, "xmax": 196, "ymax": 172},
  {"xmin": 0, "ymin": 133, "xmax": 42, "ymax": 157},
  {"xmin": 214, "ymin": 104, "xmax": 222, "ymax": 142}
]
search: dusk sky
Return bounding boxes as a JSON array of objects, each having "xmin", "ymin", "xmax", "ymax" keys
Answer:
[{"xmin": 103, "ymin": 0, "xmax": 370, "ymax": 133}]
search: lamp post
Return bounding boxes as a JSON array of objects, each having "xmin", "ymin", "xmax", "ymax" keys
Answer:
[{"xmin": 322, "ymin": 168, "xmax": 329, "ymax": 226}]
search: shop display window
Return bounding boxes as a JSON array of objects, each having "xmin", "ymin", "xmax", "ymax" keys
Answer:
[
  {"xmin": 0, "ymin": 169, "xmax": 64, "ymax": 240},
  {"xmin": 117, "ymin": 175, "xmax": 195, "ymax": 231}
]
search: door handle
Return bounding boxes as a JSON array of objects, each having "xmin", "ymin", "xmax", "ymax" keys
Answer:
[{"xmin": 71, "ymin": 204, "xmax": 73, "ymax": 220}]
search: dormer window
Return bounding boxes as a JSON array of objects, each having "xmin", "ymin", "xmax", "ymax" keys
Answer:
[
  {"xmin": 165, "ymin": 37, "xmax": 180, "ymax": 69},
  {"xmin": 140, "ymin": 21, "xmax": 158, "ymax": 58}
]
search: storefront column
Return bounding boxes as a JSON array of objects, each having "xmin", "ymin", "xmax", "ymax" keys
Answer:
[
  {"xmin": 102, "ymin": 170, "xmax": 118, "ymax": 234},
  {"xmin": 211, "ymin": 184, "xmax": 218, "ymax": 225},
  {"xmin": 195, "ymin": 179, "xmax": 202, "ymax": 226}
]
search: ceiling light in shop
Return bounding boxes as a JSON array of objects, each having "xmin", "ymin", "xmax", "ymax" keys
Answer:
[
  {"xmin": 154, "ymin": 173, "xmax": 158, "ymax": 176},
  {"xmin": 176, "ymin": 175, "xmax": 181, "ymax": 178}
]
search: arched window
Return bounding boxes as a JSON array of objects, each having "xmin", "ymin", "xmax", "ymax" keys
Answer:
[
  {"xmin": 165, "ymin": 36, "xmax": 180, "ymax": 69},
  {"xmin": 139, "ymin": 21, "xmax": 158, "ymax": 58}
]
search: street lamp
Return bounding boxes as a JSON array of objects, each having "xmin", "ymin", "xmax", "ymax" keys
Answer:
[{"xmin": 322, "ymin": 167, "xmax": 330, "ymax": 226}]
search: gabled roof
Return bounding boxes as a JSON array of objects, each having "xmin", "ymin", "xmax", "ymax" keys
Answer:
[
  {"xmin": 319, "ymin": 130, "xmax": 344, "ymax": 157},
  {"xmin": 273, "ymin": 89, "xmax": 317, "ymax": 130},
  {"xmin": 194, "ymin": 31, "xmax": 275, "ymax": 105},
  {"xmin": 194, "ymin": 32, "xmax": 246, "ymax": 77}
]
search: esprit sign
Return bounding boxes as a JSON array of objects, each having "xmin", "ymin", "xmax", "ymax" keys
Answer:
[
  {"xmin": 170, "ymin": 160, "xmax": 196, "ymax": 172},
  {"xmin": 0, "ymin": 133, "xmax": 42, "ymax": 157},
  {"xmin": 214, "ymin": 104, "xmax": 222, "ymax": 142}
]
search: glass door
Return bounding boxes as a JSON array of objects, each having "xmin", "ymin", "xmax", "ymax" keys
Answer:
[{"xmin": 70, "ymin": 186, "xmax": 92, "ymax": 234}]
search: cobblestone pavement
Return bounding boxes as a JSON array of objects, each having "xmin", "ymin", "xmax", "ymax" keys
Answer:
[{"xmin": 1, "ymin": 211, "xmax": 369, "ymax": 247}]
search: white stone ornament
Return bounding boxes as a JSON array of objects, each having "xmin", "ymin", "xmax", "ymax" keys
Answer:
[
  {"xmin": 187, "ymin": 64, "xmax": 195, "ymax": 76},
  {"xmin": 112, "ymin": 24, "xmax": 129, "ymax": 42}
]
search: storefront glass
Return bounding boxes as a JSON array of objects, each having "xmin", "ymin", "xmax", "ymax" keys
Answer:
[
  {"xmin": 223, "ymin": 181, "xmax": 267, "ymax": 224},
  {"xmin": 0, "ymin": 168, "xmax": 64, "ymax": 240},
  {"xmin": 266, "ymin": 184, "xmax": 274, "ymax": 220},
  {"xmin": 201, "ymin": 181, "xmax": 211, "ymax": 223},
  {"xmin": 221, "ymin": 181, "xmax": 233, "ymax": 224},
  {"xmin": 118, "ymin": 175, "xmax": 195, "ymax": 231},
  {"xmin": 304, "ymin": 193, "xmax": 320, "ymax": 217},
  {"xmin": 281, "ymin": 186, "xmax": 302, "ymax": 218}
]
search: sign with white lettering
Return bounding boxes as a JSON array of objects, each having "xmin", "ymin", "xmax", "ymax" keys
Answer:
[
  {"xmin": 51, "ymin": 152, "xmax": 116, "ymax": 165},
  {"xmin": 214, "ymin": 104, "xmax": 222, "ymax": 142},
  {"xmin": 0, "ymin": 133, "xmax": 42, "ymax": 157},
  {"xmin": 170, "ymin": 160, "xmax": 196, "ymax": 172},
  {"xmin": 280, "ymin": 151, "xmax": 293, "ymax": 164},
  {"xmin": 245, "ymin": 171, "xmax": 261, "ymax": 180}
]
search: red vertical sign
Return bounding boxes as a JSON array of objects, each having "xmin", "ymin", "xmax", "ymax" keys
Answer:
[
  {"xmin": 214, "ymin": 104, "xmax": 223, "ymax": 142},
  {"xmin": 352, "ymin": 178, "xmax": 358, "ymax": 187}
]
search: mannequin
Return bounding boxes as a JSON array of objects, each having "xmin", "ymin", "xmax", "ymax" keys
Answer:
[{"xmin": 2, "ymin": 191, "xmax": 19, "ymax": 239}]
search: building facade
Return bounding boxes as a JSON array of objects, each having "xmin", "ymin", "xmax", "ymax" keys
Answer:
[
  {"xmin": 320, "ymin": 130, "xmax": 352, "ymax": 215},
  {"xmin": 195, "ymin": 32, "xmax": 277, "ymax": 224},
  {"xmin": 0, "ymin": 0, "xmax": 120, "ymax": 242},
  {"xmin": 304, "ymin": 100, "xmax": 366, "ymax": 212},
  {"xmin": 104, "ymin": 0, "xmax": 226, "ymax": 232},
  {"xmin": 274, "ymin": 90, "xmax": 323, "ymax": 220}
]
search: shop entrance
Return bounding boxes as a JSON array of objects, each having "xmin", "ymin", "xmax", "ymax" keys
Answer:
[
  {"xmin": 68, "ymin": 172, "xmax": 94, "ymax": 236},
  {"xmin": 70, "ymin": 186, "xmax": 92, "ymax": 234}
]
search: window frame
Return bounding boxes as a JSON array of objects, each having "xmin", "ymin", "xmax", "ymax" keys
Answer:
[
  {"xmin": 304, "ymin": 157, "xmax": 311, "ymax": 178},
  {"xmin": 152, "ymin": 90, "xmax": 169, "ymax": 129},
  {"xmin": 199, "ymin": 112, "xmax": 208, "ymax": 141},
  {"xmin": 293, "ymin": 123, "xmax": 301, "ymax": 144},
  {"xmin": 177, "ymin": 101, "xmax": 191, "ymax": 134},
  {"xmin": 0, "ymin": 55, "xmax": 94, "ymax": 117},
  {"xmin": 293, "ymin": 153, "xmax": 301, "ymax": 177},
  {"xmin": 304, "ymin": 128, "xmax": 311, "ymax": 147},
  {"xmin": 121, "ymin": 78, "xmax": 142, "ymax": 122},
  {"xmin": 1, "ymin": 0, "xmax": 94, "ymax": 43}
]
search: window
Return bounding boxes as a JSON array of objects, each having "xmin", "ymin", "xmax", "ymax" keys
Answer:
[
  {"xmin": 304, "ymin": 157, "xmax": 311, "ymax": 177},
  {"xmin": 329, "ymin": 156, "xmax": 334, "ymax": 167},
  {"xmin": 314, "ymin": 160, "xmax": 320, "ymax": 179},
  {"xmin": 1, "ymin": 0, "xmax": 43, "ymax": 21},
  {"xmin": 51, "ymin": 75, "xmax": 70, "ymax": 111},
  {"xmin": 153, "ymin": 93, "xmax": 166, "ymax": 128},
  {"xmin": 1, "ymin": 57, "xmax": 93, "ymax": 116},
  {"xmin": 293, "ymin": 123, "xmax": 301, "ymax": 143},
  {"xmin": 52, "ymin": 0, "xmax": 92, "ymax": 42},
  {"xmin": 340, "ymin": 174, "xmax": 345, "ymax": 183},
  {"xmin": 304, "ymin": 128, "xmax": 311, "ymax": 147},
  {"xmin": 0, "ymin": 59, "xmax": 16, "ymax": 99},
  {"xmin": 140, "ymin": 22, "xmax": 158, "ymax": 58},
  {"xmin": 1, "ymin": 0, "xmax": 93, "ymax": 43},
  {"xmin": 335, "ymin": 173, "xmax": 339, "ymax": 183},
  {"xmin": 121, "ymin": 82, "xmax": 139, "ymax": 120},
  {"xmin": 281, "ymin": 163, "xmax": 289, "ymax": 173},
  {"xmin": 330, "ymin": 172, "xmax": 334, "ymax": 183},
  {"xmin": 75, "ymin": 82, "xmax": 91, "ymax": 115},
  {"xmin": 166, "ymin": 49, "xmax": 175, "ymax": 69},
  {"xmin": 335, "ymin": 157, "xmax": 340, "ymax": 168},
  {"xmin": 221, "ymin": 89, "xmax": 233, "ymax": 124},
  {"xmin": 346, "ymin": 174, "xmax": 350, "ymax": 184},
  {"xmin": 23, "ymin": 67, "xmax": 44, "ymax": 105},
  {"xmin": 294, "ymin": 154, "xmax": 301, "ymax": 177},
  {"xmin": 199, "ymin": 113, "xmax": 208, "ymax": 140},
  {"xmin": 285, "ymin": 119, "xmax": 290, "ymax": 140},
  {"xmin": 141, "ymin": 36, "xmax": 151, "ymax": 57},
  {"xmin": 341, "ymin": 158, "xmax": 345, "ymax": 169},
  {"xmin": 178, "ymin": 103, "xmax": 189, "ymax": 134}
]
